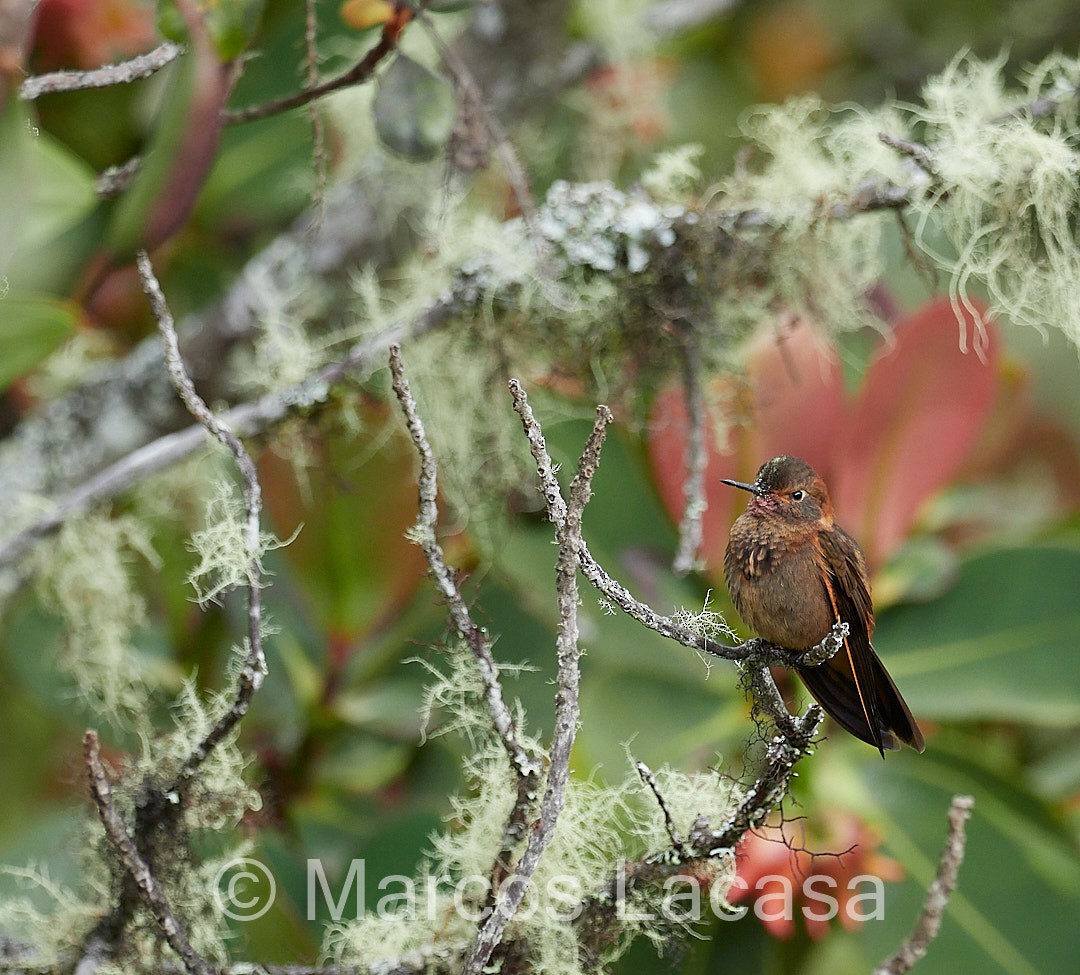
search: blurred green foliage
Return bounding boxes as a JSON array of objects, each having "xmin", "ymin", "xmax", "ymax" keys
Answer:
[{"xmin": 3, "ymin": 0, "xmax": 1080, "ymax": 972}]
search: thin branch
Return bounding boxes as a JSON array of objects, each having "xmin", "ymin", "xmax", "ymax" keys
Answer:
[
  {"xmin": 724, "ymin": 177, "xmax": 917, "ymax": 232},
  {"xmin": 672, "ymin": 334, "xmax": 707, "ymax": 575},
  {"xmin": 303, "ymin": 0, "xmax": 327, "ymax": 222},
  {"xmin": 874, "ymin": 794, "xmax": 976, "ymax": 975},
  {"xmin": 223, "ymin": 15, "xmax": 405, "ymax": 125},
  {"xmin": 463, "ymin": 390, "xmax": 612, "ymax": 975},
  {"xmin": 387, "ymin": 345, "xmax": 541, "ymax": 885},
  {"xmin": 701, "ymin": 701, "xmax": 823, "ymax": 851},
  {"xmin": 0, "ymin": 299, "xmax": 455, "ymax": 573},
  {"xmin": 95, "ymin": 156, "xmax": 142, "ymax": 199},
  {"xmin": 135, "ymin": 251, "xmax": 267, "ymax": 789},
  {"xmin": 582, "ymin": 535, "xmax": 847, "ymax": 668},
  {"xmin": 878, "ymin": 131, "xmax": 938, "ymax": 178},
  {"xmin": 83, "ymin": 731, "xmax": 214, "ymax": 975},
  {"xmin": 417, "ymin": 12, "xmax": 539, "ymax": 230},
  {"xmin": 19, "ymin": 42, "xmax": 183, "ymax": 100},
  {"xmin": 636, "ymin": 761, "xmax": 687, "ymax": 855},
  {"xmin": 576, "ymin": 701, "xmax": 822, "ymax": 967}
]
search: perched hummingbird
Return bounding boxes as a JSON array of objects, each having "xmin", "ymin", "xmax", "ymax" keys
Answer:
[{"xmin": 722, "ymin": 455, "xmax": 925, "ymax": 755}]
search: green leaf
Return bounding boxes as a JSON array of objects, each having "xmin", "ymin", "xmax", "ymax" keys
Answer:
[
  {"xmin": 158, "ymin": 0, "xmax": 265, "ymax": 60},
  {"xmin": 0, "ymin": 96, "xmax": 36, "ymax": 277},
  {"xmin": 875, "ymin": 545, "xmax": 1080, "ymax": 725},
  {"xmin": 0, "ymin": 294, "xmax": 79, "ymax": 391},
  {"xmin": 2, "ymin": 132, "xmax": 99, "ymax": 296},
  {"xmin": 874, "ymin": 535, "xmax": 959, "ymax": 608},
  {"xmin": 372, "ymin": 54, "xmax": 455, "ymax": 162},
  {"xmin": 827, "ymin": 742, "xmax": 1080, "ymax": 975}
]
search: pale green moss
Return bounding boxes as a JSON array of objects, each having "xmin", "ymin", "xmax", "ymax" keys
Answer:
[
  {"xmin": 910, "ymin": 51, "xmax": 1080, "ymax": 354},
  {"xmin": 328, "ymin": 644, "xmax": 741, "ymax": 974},
  {"xmin": 186, "ymin": 478, "xmax": 292, "ymax": 606},
  {"xmin": 0, "ymin": 863, "xmax": 105, "ymax": 968},
  {"xmin": 641, "ymin": 144, "xmax": 705, "ymax": 203},
  {"xmin": 31, "ymin": 513, "xmax": 161, "ymax": 718},
  {"xmin": 720, "ymin": 97, "xmax": 901, "ymax": 337}
]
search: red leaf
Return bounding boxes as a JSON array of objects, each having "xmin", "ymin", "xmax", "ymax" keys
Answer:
[
  {"xmin": 830, "ymin": 297, "xmax": 999, "ymax": 568},
  {"xmin": 260, "ymin": 398, "xmax": 426, "ymax": 642},
  {"xmin": 746, "ymin": 321, "xmax": 846, "ymax": 480},
  {"xmin": 648, "ymin": 378, "xmax": 751, "ymax": 571},
  {"xmin": 648, "ymin": 320, "xmax": 845, "ymax": 575}
]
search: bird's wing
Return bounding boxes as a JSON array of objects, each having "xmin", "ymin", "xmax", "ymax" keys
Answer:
[{"xmin": 808, "ymin": 527, "xmax": 887, "ymax": 754}]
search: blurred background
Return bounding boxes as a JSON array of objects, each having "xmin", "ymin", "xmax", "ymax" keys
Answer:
[{"xmin": 3, "ymin": 0, "xmax": 1080, "ymax": 972}]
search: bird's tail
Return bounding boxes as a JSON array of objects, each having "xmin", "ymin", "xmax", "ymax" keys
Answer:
[{"xmin": 796, "ymin": 645, "xmax": 925, "ymax": 754}]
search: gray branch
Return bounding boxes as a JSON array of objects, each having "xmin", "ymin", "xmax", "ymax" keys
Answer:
[
  {"xmin": 388, "ymin": 345, "xmax": 541, "ymax": 885},
  {"xmin": 672, "ymin": 334, "xmax": 707, "ymax": 575},
  {"xmin": 576, "ymin": 700, "xmax": 823, "ymax": 967},
  {"xmin": 83, "ymin": 731, "xmax": 213, "ymax": 975},
  {"xmin": 636, "ymin": 760, "xmax": 688, "ymax": 855},
  {"xmin": 19, "ymin": 42, "xmax": 183, "ymax": 100},
  {"xmin": 136, "ymin": 250, "xmax": 269, "ymax": 788},
  {"xmin": 462, "ymin": 388, "xmax": 611, "ymax": 975},
  {"xmin": 874, "ymin": 794, "xmax": 976, "ymax": 975}
]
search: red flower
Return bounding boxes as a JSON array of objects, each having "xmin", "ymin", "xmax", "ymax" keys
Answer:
[{"xmin": 728, "ymin": 810, "xmax": 903, "ymax": 939}]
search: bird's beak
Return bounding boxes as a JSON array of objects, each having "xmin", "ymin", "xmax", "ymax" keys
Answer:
[{"xmin": 720, "ymin": 478, "xmax": 763, "ymax": 495}]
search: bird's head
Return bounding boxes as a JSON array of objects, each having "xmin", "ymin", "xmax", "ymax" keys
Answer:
[{"xmin": 721, "ymin": 455, "xmax": 834, "ymax": 526}]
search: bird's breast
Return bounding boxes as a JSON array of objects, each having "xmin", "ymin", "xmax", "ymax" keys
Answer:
[{"xmin": 723, "ymin": 516, "xmax": 835, "ymax": 650}]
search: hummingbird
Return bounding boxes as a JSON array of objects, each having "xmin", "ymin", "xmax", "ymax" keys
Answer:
[{"xmin": 721, "ymin": 455, "xmax": 925, "ymax": 755}]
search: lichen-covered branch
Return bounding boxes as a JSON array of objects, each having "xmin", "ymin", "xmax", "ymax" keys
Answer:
[
  {"xmin": 83, "ymin": 731, "xmax": 214, "ymax": 975},
  {"xmin": 462, "ymin": 392, "xmax": 611, "ymax": 975},
  {"xmin": 672, "ymin": 334, "xmax": 707, "ymax": 575},
  {"xmin": 136, "ymin": 250, "xmax": 268, "ymax": 787},
  {"xmin": 575, "ymin": 702, "xmax": 822, "ymax": 967},
  {"xmin": 388, "ymin": 344, "xmax": 541, "ymax": 887},
  {"xmin": 0, "ymin": 289, "xmax": 456, "ymax": 584},
  {"xmin": 635, "ymin": 761, "xmax": 689, "ymax": 855}
]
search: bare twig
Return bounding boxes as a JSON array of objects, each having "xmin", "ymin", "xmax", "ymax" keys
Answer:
[
  {"xmin": 463, "ymin": 390, "xmax": 612, "ymax": 975},
  {"xmin": 672, "ymin": 334, "xmax": 707, "ymax": 575},
  {"xmin": 636, "ymin": 761, "xmax": 688, "ymax": 855},
  {"xmin": 874, "ymin": 794, "xmax": 976, "ymax": 975},
  {"xmin": 135, "ymin": 251, "xmax": 267, "ymax": 788},
  {"xmin": 878, "ymin": 132, "xmax": 938, "ymax": 178},
  {"xmin": 224, "ymin": 16, "xmax": 405, "ymax": 124},
  {"xmin": 303, "ymin": 0, "xmax": 327, "ymax": 222},
  {"xmin": 83, "ymin": 731, "xmax": 213, "ymax": 975},
  {"xmin": 387, "ymin": 345, "xmax": 541, "ymax": 884},
  {"xmin": 417, "ymin": 12, "xmax": 539, "ymax": 229},
  {"xmin": 19, "ymin": 42, "xmax": 183, "ymax": 100},
  {"xmin": 95, "ymin": 156, "xmax": 142, "ymax": 199}
]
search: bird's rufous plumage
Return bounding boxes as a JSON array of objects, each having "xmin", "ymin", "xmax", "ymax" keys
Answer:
[{"xmin": 722, "ymin": 455, "xmax": 924, "ymax": 755}]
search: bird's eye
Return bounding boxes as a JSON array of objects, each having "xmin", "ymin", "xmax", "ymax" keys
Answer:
[{"xmin": 790, "ymin": 490, "xmax": 805, "ymax": 501}]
